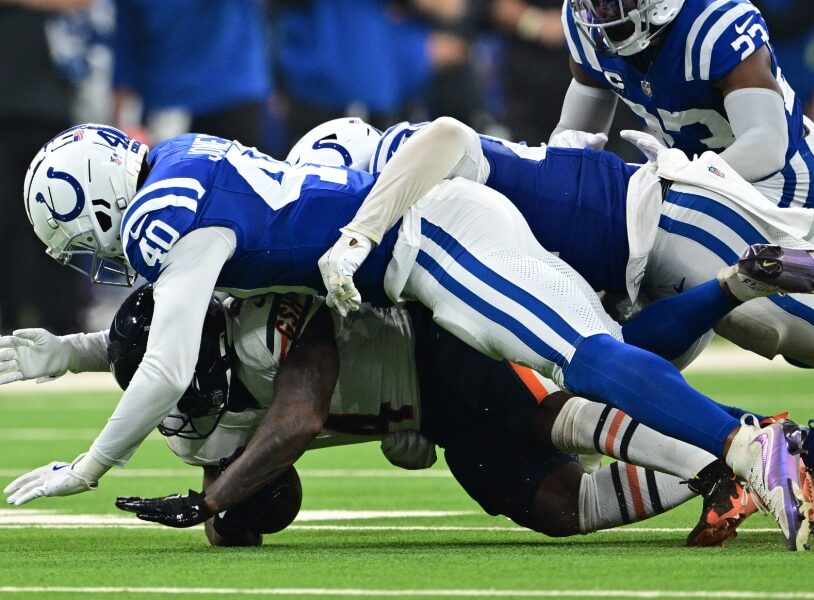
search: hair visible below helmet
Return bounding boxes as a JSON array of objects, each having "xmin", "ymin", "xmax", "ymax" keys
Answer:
[
  {"xmin": 286, "ymin": 118, "xmax": 382, "ymax": 171},
  {"xmin": 23, "ymin": 124, "xmax": 149, "ymax": 286},
  {"xmin": 107, "ymin": 284, "xmax": 232, "ymax": 440},
  {"xmin": 569, "ymin": 0, "xmax": 684, "ymax": 56}
]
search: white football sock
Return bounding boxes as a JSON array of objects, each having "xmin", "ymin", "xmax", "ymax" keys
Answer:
[
  {"xmin": 579, "ymin": 461, "xmax": 696, "ymax": 533},
  {"xmin": 551, "ymin": 396, "xmax": 715, "ymax": 480}
]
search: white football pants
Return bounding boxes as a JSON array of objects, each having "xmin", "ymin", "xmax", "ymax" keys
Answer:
[{"xmin": 386, "ymin": 177, "xmax": 623, "ymax": 389}]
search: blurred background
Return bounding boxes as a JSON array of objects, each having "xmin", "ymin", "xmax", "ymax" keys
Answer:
[{"xmin": 0, "ymin": 0, "xmax": 812, "ymax": 335}]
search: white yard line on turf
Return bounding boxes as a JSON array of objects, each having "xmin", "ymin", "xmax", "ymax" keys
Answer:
[
  {"xmin": 0, "ymin": 511, "xmax": 781, "ymax": 533},
  {"xmin": 0, "ymin": 588, "xmax": 811, "ymax": 598},
  {"xmin": 0, "ymin": 468, "xmax": 454, "ymax": 478}
]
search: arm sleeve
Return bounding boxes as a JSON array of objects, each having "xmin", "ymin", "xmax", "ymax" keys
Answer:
[
  {"xmin": 550, "ymin": 79, "xmax": 618, "ymax": 140},
  {"xmin": 63, "ymin": 331, "xmax": 111, "ymax": 374},
  {"xmin": 340, "ymin": 117, "xmax": 486, "ymax": 245},
  {"xmin": 719, "ymin": 87, "xmax": 788, "ymax": 181},
  {"xmin": 81, "ymin": 227, "xmax": 236, "ymax": 473}
]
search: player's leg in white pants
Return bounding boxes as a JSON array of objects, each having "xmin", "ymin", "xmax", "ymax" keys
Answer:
[
  {"xmin": 390, "ymin": 177, "xmax": 623, "ymax": 389},
  {"xmin": 644, "ymin": 182, "xmax": 814, "ymax": 367},
  {"xmin": 387, "ymin": 178, "xmax": 740, "ymax": 458}
]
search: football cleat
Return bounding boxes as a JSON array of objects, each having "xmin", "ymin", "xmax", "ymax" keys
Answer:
[
  {"xmin": 718, "ymin": 244, "xmax": 814, "ymax": 302},
  {"xmin": 685, "ymin": 461, "xmax": 758, "ymax": 547},
  {"xmin": 800, "ymin": 421, "xmax": 814, "ymax": 528},
  {"xmin": 725, "ymin": 417, "xmax": 809, "ymax": 551}
]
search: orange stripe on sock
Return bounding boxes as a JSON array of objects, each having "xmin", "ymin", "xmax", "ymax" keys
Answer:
[
  {"xmin": 509, "ymin": 363, "xmax": 550, "ymax": 404},
  {"xmin": 604, "ymin": 411, "xmax": 626, "ymax": 456},
  {"xmin": 625, "ymin": 463, "xmax": 647, "ymax": 520}
]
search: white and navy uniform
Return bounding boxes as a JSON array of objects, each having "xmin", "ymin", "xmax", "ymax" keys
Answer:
[
  {"xmin": 371, "ymin": 121, "xmax": 814, "ymax": 366},
  {"xmin": 563, "ymin": 0, "xmax": 814, "ymax": 208},
  {"xmin": 168, "ymin": 293, "xmax": 575, "ymax": 528},
  {"xmin": 166, "ymin": 294, "xmax": 422, "ymax": 465}
]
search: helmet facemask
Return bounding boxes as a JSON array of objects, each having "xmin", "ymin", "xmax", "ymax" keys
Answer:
[{"xmin": 570, "ymin": 0, "xmax": 682, "ymax": 57}]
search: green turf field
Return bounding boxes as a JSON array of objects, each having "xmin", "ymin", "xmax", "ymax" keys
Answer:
[{"xmin": 0, "ymin": 369, "xmax": 812, "ymax": 599}]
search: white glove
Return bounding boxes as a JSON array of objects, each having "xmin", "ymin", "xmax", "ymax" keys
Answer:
[
  {"xmin": 318, "ymin": 232, "xmax": 374, "ymax": 317},
  {"xmin": 620, "ymin": 129, "xmax": 668, "ymax": 163},
  {"xmin": 381, "ymin": 430, "xmax": 437, "ymax": 470},
  {"xmin": 548, "ymin": 129, "xmax": 608, "ymax": 150},
  {"xmin": 4, "ymin": 455, "xmax": 98, "ymax": 506},
  {"xmin": 0, "ymin": 328, "xmax": 71, "ymax": 385}
]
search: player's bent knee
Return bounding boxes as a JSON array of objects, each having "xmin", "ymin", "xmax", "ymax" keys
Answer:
[{"xmin": 521, "ymin": 463, "xmax": 584, "ymax": 537}]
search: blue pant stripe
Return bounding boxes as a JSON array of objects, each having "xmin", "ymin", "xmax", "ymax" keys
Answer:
[
  {"xmin": 663, "ymin": 191, "xmax": 764, "ymax": 244},
  {"xmin": 659, "ymin": 196, "xmax": 814, "ymax": 328},
  {"xmin": 777, "ymin": 159, "xmax": 798, "ymax": 208},
  {"xmin": 415, "ymin": 249, "xmax": 569, "ymax": 367},
  {"xmin": 800, "ymin": 147, "xmax": 814, "ymax": 208},
  {"xmin": 657, "ymin": 214, "xmax": 740, "ymax": 264},
  {"xmin": 420, "ymin": 219, "xmax": 584, "ymax": 345}
]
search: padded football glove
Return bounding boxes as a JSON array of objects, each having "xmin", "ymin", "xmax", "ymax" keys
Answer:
[{"xmin": 116, "ymin": 490, "xmax": 212, "ymax": 528}]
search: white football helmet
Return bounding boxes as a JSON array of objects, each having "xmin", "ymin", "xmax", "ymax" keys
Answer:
[
  {"xmin": 24, "ymin": 124, "xmax": 148, "ymax": 286},
  {"xmin": 569, "ymin": 0, "xmax": 684, "ymax": 56},
  {"xmin": 286, "ymin": 118, "xmax": 382, "ymax": 171}
]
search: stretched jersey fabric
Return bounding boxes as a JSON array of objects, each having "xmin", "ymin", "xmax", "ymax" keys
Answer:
[
  {"xmin": 563, "ymin": 0, "xmax": 814, "ymax": 208},
  {"xmin": 372, "ymin": 122, "xmax": 636, "ymax": 293},
  {"xmin": 120, "ymin": 134, "xmax": 398, "ymax": 305}
]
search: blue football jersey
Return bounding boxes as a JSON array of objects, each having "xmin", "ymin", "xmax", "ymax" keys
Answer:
[
  {"xmin": 371, "ymin": 122, "xmax": 636, "ymax": 293},
  {"xmin": 563, "ymin": 0, "xmax": 814, "ymax": 208},
  {"xmin": 120, "ymin": 134, "xmax": 397, "ymax": 304}
]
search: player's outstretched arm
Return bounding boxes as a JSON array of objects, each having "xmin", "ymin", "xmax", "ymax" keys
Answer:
[
  {"xmin": 0, "ymin": 329, "xmax": 110, "ymax": 385},
  {"xmin": 716, "ymin": 46, "xmax": 788, "ymax": 182},
  {"xmin": 319, "ymin": 116, "xmax": 484, "ymax": 316},
  {"xmin": 2, "ymin": 227, "xmax": 236, "ymax": 506},
  {"xmin": 116, "ymin": 304, "xmax": 338, "ymax": 527}
]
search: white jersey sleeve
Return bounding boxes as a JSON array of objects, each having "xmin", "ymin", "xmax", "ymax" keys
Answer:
[
  {"xmin": 341, "ymin": 117, "xmax": 488, "ymax": 244},
  {"xmin": 86, "ymin": 226, "xmax": 235, "ymax": 468}
]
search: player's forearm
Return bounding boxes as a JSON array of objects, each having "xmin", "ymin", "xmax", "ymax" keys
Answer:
[
  {"xmin": 550, "ymin": 79, "xmax": 618, "ymax": 140},
  {"xmin": 342, "ymin": 117, "xmax": 484, "ymax": 244},
  {"xmin": 719, "ymin": 88, "xmax": 788, "ymax": 181},
  {"xmin": 63, "ymin": 330, "xmax": 110, "ymax": 373}
]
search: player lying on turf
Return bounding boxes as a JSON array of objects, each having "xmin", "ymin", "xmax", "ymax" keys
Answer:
[
  {"xmin": 310, "ymin": 116, "xmax": 814, "ymax": 369},
  {"xmin": 2, "ymin": 285, "xmax": 773, "ymax": 547},
  {"xmin": 12, "ymin": 124, "xmax": 813, "ymax": 549}
]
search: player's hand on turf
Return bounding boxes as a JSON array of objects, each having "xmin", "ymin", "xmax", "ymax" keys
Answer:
[
  {"xmin": 116, "ymin": 490, "xmax": 212, "ymax": 528},
  {"xmin": 549, "ymin": 129, "xmax": 608, "ymax": 150},
  {"xmin": 381, "ymin": 430, "xmax": 437, "ymax": 469},
  {"xmin": 0, "ymin": 328, "xmax": 71, "ymax": 385},
  {"xmin": 620, "ymin": 130, "xmax": 667, "ymax": 163},
  {"xmin": 4, "ymin": 459, "xmax": 97, "ymax": 506},
  {"xmin": 318, "ymin": 232, "xmax": 373, "ymax": 317}
]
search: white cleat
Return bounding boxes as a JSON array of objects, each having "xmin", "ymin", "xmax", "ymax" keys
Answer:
[{"xmin": 725, "ymin": 417, "xmax": 809, "ymax": 551}]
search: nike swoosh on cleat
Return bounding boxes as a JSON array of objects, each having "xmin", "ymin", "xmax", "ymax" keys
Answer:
[
  {"xmin": 51, "ymin": 465, "xmax": 68, "ymax": 471},
  {"xmin": 755, "ymin": 433, "xmax": 770, "ymax": 476}
]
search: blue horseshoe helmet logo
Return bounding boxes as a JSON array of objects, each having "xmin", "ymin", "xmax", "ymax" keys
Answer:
[{"xmin": 34, "ymin": 167, "xmax": 85, "ymax": 222}]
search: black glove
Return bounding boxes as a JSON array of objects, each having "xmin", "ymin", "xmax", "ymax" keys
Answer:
[{"xmin": 115, "ymin": 489, "xmax": 213, "ymax": 528}]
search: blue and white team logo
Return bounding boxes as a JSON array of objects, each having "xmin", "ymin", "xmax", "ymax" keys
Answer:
[{"xmin": 35, "ymin": 167, "xmax": 85, "ymax": 222}]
